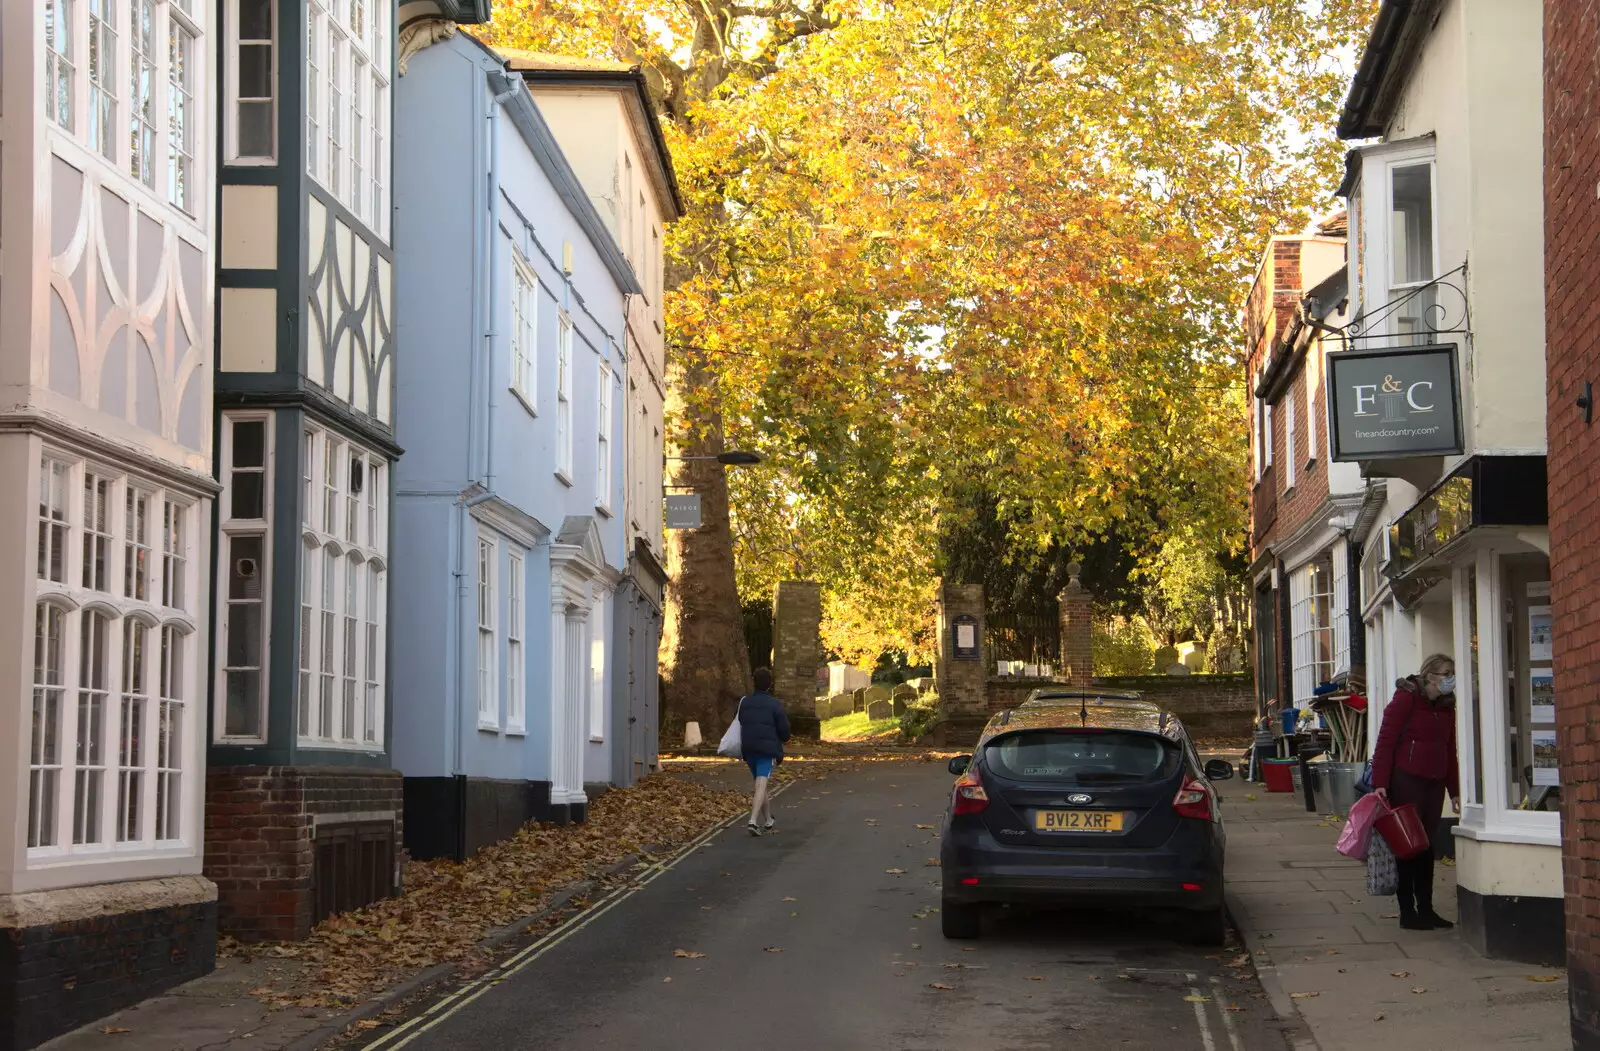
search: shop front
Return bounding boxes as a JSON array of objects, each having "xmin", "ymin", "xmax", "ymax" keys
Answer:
[{"xmin": 1360, "ymin": 455, "xmax": 1561, "ymax": 964}]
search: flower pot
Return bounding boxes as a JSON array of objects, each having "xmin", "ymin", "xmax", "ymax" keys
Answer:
[{"xmin": 1261, "ymin": 759, "xmax": 1296, "ymax": 793}]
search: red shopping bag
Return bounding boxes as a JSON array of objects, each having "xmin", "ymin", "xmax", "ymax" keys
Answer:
[{"xmin": 1373, "ymin": 802, "xmax": 1431, "ymax": 860}]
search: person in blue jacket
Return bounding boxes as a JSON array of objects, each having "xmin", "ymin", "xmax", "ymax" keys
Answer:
[{"xmin": 738, "ymin": 667, "xmax": 791, "ymax": 836}]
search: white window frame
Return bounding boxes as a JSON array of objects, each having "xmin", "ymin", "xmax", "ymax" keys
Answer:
[
  {"xmin": 477, "ymin": 534, "xmax": 498, "ymax": 730},
  {"xmin": 1288, "ymin": 558, "xmax": 1335, "ymax": 709},
  {"xmin": 166, "ymin": 3, "xmax": 200, "ymax": 213},
  {"xmin": 30, "ymin": 451, "xmax": 199, "ymax": 861},
  {"xmin": 511, "ymin": 249, "xmax": 538, "ymax": 412},
  {"xmin": 45, "ymin": 0, "xmax": 77, "ymax": 133},
  {"xmin": 226, "ymin": 0, "xmax": 277, "ymax": 163},
  {"xmin": 1282, "ymin": 394, "xmax": 1296, "ymax": 491},
  {"xmin": 588, "ymin": 592, "xmax": 607, "ymax": 742},
  {"xmin": 1354, "ymin": 143, "xmax": 1439, "ymax": 343},
  {"xmin": 298, "ymin": 424, "xmax": 388, "ymax": 749},
  {"xmin": 596, "ymin": 362, "xmax": 612, "ymax": 514},
  {"xmin": 506, "ymin": 551, "xmax": 525, "ymax": 734},
  {"xmin": 556, "ymin": 316, "xmax": 574, "ymax": 483},
  {"xmin": 216, "ymin": 413, "xmax": 273, "ymax": 744},
  {"xmin": 87, "ymin": 0, "xmax": 118, "ymax": 159},
  {"xmin": 1305, "ymin": 347, "xmax": 1319, "ymax": 465}
]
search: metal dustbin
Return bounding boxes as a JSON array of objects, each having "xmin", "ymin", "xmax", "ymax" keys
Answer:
[{"xmin": 1309, "ymin": 762, "xmax": 1364, "ymax": 815}]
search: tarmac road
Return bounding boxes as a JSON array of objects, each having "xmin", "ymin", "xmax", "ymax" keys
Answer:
[{"xmin": 352, "ymin": 761, "xmax": 1297, "ymax": 1051}]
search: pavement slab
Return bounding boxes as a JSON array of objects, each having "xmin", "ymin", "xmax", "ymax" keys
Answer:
[{"xmin": 1223, "ymin": 788, "xmax": 1567, "ymax": 1051}]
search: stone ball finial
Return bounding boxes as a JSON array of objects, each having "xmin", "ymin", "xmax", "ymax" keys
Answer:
[{"xmin": 1067, "ymin": 561, "xmax": 1082, "ymax": 584}]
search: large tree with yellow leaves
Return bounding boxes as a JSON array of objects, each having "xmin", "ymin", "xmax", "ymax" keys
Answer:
[{"xmin": 475, "ymin": 0, "xmax": 1371, "ymax": 737}]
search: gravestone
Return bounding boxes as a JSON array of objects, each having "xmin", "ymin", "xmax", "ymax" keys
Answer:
[
  {"xmin": 867, "ymin": 698, "xmax": 893, "ymax": 721},
  {"xmin": 829, "ymin": 693, "xmax": 854, "ymax": 719},
  {"xmin": 852, "ymin": 687, "xmax": 868, "ymax": 713},
  {"xmin": 891, "ymin": 684, "xmax": 916, "ymax": 716},
  {"xmin": 814, "ymin": 698, "xmax": 832, "ymax": 722},
  {"xmin": 864, "ymin": 685, "xmax": 892, "ymax": 707},
  {"xmin": 1153, "ymin": 645, "xmax": 1180, "ymax": 671}
]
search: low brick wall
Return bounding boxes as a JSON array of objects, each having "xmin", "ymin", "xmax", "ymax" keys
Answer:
[
  {"xmin": 0, "ymin": 877, "xmax": 216, "ymax": 1050},
  {"xmin": 205, "ymin": 766, "xmax": 403, "ymax": 943},
  {"xmin": 984, "ymin": 673, "xmax": 1255, "ymax": 737}
]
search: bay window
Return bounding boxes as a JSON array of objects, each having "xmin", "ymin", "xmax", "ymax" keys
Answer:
[
  {"xmin": 299, "ymin": 424, "xmax": 387, "ymax": 747},
  {"xmin": 29, "ymin": 452, "xmax": 198, "ymax": 855},
  {"xmin": 42, "ymin": 0, "xmax": 206, "ymax": 211},
  {"xmin": 306, "ymin": 0, "xmax": 390, "ymax": 236}
]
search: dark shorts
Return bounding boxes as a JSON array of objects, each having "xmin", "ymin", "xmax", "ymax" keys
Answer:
[{"xmin": 745, "ymin": 756, "xmax": 776, "ymax": 778}]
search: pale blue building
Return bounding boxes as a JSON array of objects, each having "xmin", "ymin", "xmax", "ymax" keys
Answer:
[{"xmin": 391, "ymin": 27, "xmax": 635, "ymax": 858}]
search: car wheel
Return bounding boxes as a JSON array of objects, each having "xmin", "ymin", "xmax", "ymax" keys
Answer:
[
  {"xmin": 1185, "ymin": 905, "xmax": 1227, "ymax": 947},
  {"xmin": 941, "ymin": 898, "xmax": 981, "ymax": 939}
]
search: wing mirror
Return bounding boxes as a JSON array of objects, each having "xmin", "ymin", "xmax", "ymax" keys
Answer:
[
  {"xmin": 947, "ymin": 755, "xmax": 972, "ymax": 776},
  {"xmin": 1204, "ymin": 758, "xmax": 1236, "ymax": 782}
]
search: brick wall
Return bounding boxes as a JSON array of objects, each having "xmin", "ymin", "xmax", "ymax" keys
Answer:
[
  {"xmin": 1545, "ymin": 4, "xmax": 1600, "ymax": 1046},
  {"xmin": 1275, "ymin": 363, "xmax": 1333, "ymax": 541},
  {"xmin": 984, "ymin": 675, "xmax": 1256, "ymax": 737},
  {"xmin": 0, "ymin": 892, "xmax": 215, "ymax": 1051},
  {"xmin": 205, "ymin": 766, "xmax": 403, "ymax": 943}
]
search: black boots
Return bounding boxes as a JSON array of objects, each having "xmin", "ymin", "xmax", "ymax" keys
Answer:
[{"xmin": 1397, "ymin": 853, "xmax": 1453, "ymax": 929}]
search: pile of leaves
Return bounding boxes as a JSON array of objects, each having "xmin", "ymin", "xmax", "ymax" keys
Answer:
[{"xmin": 232, "ymin": 772, "xmax": 752, "ymax": 1009}]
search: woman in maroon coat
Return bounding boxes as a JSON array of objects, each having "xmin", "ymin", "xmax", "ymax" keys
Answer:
[{"xmin": 1372, "ymin": 653, "xmax": 1462, "ymax": 930}]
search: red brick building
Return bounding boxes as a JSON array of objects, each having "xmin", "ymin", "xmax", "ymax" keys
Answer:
[
  {"xmin": 1245, "ymin": 220, "xmax": 1365, "ymax": 725},
  {"xmin": 1544, "ymin": 2, "xmax": 1600, "ymax": 1044}
]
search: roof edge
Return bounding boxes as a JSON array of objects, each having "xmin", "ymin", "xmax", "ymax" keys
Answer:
[{"xmin": 511, "ymin": 65, "xmax": 686, "ymax": 218}]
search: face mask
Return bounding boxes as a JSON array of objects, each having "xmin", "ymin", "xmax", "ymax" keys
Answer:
[{"xmin": 1439, "ymin": 675, "xmax": 1457, "ymax": 694}]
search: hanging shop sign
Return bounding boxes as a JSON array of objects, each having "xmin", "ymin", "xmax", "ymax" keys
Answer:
[
  {"xmin": 665, "ymin": 494, "xmax": 702, "ymax": 530},
  {"xmin": 1327, "ymin": 344, "xmax": 1464, "ymax": 461}
]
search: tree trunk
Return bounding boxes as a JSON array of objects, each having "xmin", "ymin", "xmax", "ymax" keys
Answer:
[{"xmin": 660, "ymin": 358, "xmax": 752, "ymax": 745}]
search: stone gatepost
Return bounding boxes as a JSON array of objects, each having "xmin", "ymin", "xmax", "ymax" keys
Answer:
[
  {"xmin": 932, "ymin": 580, "xmax": 991, "ymax": 746},
  {"xmin": 771, "ymin": 580, "xmax": 823, "ymax": 739},
  {"xmin": 1057, "ymin": 561, "xmax": 1093, "ymax": 686}
]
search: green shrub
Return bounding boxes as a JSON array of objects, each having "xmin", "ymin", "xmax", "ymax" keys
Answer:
[{"xmin": 899, "ymin": 692, "xmax": 941, "ymax": 740}]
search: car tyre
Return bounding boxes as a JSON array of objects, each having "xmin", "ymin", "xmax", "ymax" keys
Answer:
[
  {"xmin": 941, "ymin": 898, "xmax": 981, "ymax": 939},
  {"xmin": 1185, "ymin": 905, "xmax": 1227, "ymax": 947}
]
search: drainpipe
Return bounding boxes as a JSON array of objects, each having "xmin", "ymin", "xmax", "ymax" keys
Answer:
[{"xmin": 485, "ymin": 70, "xmax": 519, "ymax": 492}]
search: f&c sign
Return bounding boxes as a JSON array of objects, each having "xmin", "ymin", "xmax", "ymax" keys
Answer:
[{"xmin": 1327, "ymin": 344, "xmax": 1463, "ymax": 462}]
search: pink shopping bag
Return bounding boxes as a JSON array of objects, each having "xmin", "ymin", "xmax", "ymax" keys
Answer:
[{"xmin": 1336, "ymin": 792, "xmax": 1385, "ymax": 861}]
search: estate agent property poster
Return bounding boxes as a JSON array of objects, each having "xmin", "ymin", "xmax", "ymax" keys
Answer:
[
  {"xmin": 1530, "ymin": 605, "xmax": 1554, "ymax": 663},
  {"xmin": 1531, "ymin": 669, "xmax": 1556, "ymax": 725},
  {"xmin": 1533, "ymin": 729, "xmax": 1560, "ymax": 787}
]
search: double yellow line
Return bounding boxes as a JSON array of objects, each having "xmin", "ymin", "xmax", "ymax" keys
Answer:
[{"xmin": 361, "ymin": 791, "xmax": 782, "ymax": 1050}]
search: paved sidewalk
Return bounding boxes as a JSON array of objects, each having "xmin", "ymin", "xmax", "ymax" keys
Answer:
[{"xmin": 1225, "ymin": 786, "xmax": 1568, "ymax": 1051}]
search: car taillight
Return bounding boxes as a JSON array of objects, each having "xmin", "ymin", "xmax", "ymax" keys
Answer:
[
  {"xmin": 1173, "ymin": 775, "xmax": 1212, "ymax": 821},
  {"xmin": 952, "ymin": 771, "xmax": 989, "ymax": 815}
]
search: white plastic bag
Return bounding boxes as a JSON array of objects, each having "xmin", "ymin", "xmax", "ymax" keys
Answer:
[{"xmin": 717, "ymin": 698, "xmax": 745, "ymax": 758}]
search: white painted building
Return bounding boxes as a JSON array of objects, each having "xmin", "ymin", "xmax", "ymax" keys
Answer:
[
  {"xmin": 0, "ymin": 0, "xmax": 218, "ymax": 1042},
  {"xmin": 1336, "ymin": 0, "xmax": 1557, "ymax": 963}
]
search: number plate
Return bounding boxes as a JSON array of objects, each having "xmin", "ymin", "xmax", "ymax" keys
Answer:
[{"xmin": 1035, "ymin": 809, "xmax": 1124, "ymax": 832}]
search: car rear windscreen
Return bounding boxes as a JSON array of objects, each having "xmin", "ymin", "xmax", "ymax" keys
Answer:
[{"xmin": 984, "ymin": 730, "xmax": 1181, "ymax": 783}]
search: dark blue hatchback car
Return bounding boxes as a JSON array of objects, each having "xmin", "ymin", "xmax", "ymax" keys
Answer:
[{"xmin": 939, "ymin": 691, "xmax": 1235, "ymax": 943}]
